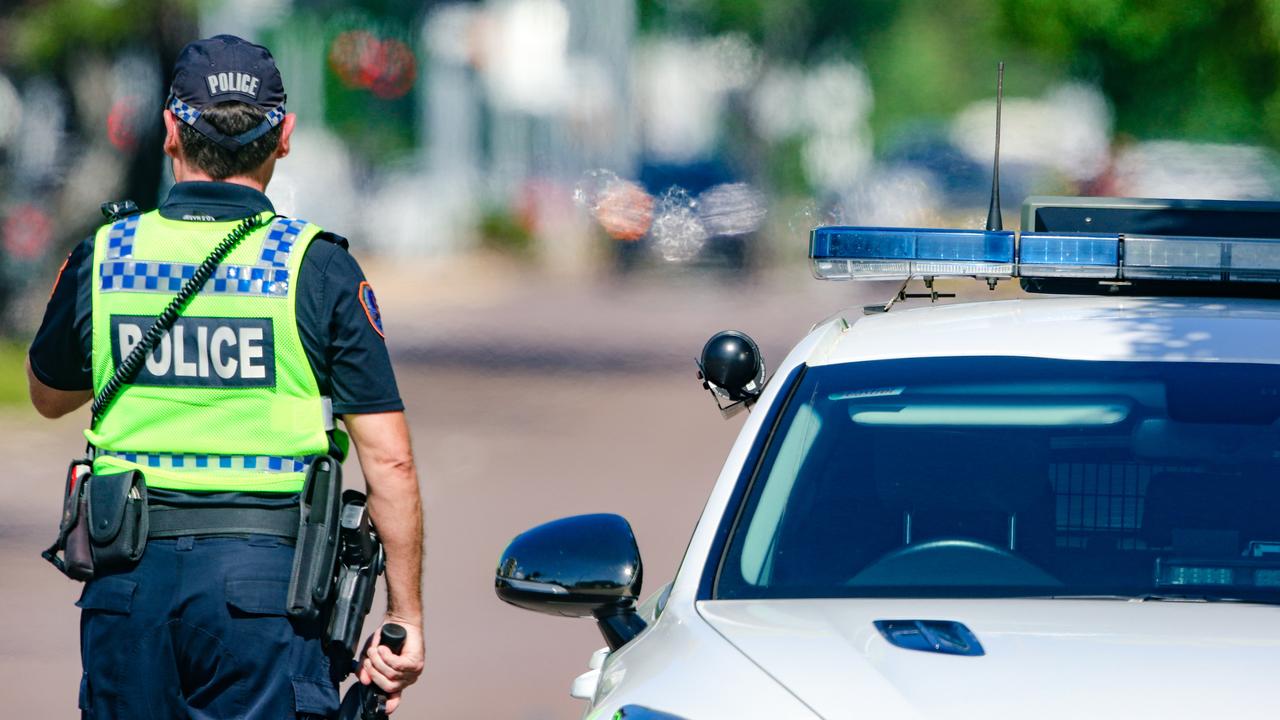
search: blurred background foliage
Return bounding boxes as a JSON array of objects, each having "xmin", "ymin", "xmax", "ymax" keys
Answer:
[
  {"xmin": 5, "ymin": 0, "xmax": 1280, "ymax": 346},
  {"xmin": 1001, "ymin": 0, "xmax": 1280, "ymax": 145},
  {"xmin": 642, "ymin": 0, "xmax": 1280, "ymax": 148},
  {"xmin": 10, "ymin": 0, "xmax": 1280, "ymax": 147},
  {"xmin": 4, "ymin": 0, "xmax": 191, "ymax": 69}
]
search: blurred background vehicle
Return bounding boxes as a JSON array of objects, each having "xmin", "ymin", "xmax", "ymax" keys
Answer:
[{"xmin": 5, "ymin": 1, "xmax": 1280, "ymax": 717}]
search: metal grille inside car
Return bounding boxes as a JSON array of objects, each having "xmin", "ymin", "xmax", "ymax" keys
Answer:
[{"xmin": 1049, "ymin": 463, "xmax": 1192, "ymax": 549}]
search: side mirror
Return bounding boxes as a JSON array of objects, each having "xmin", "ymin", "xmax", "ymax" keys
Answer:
[
  {"xmin": 495, "ymin": 513, "xmax": 647, "ymax": 650},
  {"xmin": 696, "ymin": 330, "xmax": 765, "ymax": 418}
]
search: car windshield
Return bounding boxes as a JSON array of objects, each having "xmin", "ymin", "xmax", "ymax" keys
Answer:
[{"xmin": 716, "ymin": 357, "xmax": 1280, "ymax": 602}]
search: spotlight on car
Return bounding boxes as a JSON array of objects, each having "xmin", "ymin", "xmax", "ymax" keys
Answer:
[{"xmin": 696, "ymin": 330, "xmax": 765, "ymax": 418}]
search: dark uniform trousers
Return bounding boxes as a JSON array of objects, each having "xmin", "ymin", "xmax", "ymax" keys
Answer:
[{"xmin": 78, "ymin": 535, "xmax": 341, "ymax": 718}]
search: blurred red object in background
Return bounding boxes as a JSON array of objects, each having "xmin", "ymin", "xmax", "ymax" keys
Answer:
[
  {"xmin": 3, "ymin": 204, "xmax": 54, "ymax": 261},
  {"xmin": 330, "ymin": 30, "xmax": 417, "ymax": 100},
  {"xmin": 595, "ymin": 180, "xmax": 654, "ymax": 241}
]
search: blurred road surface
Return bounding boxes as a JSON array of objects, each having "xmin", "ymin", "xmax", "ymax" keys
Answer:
[{"xmin": 0, "ymin": 254, "xmax": 983, "ymax": 718}]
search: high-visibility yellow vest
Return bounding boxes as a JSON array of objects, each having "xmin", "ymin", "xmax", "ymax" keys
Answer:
[{"xmin": 86, "ymin": 210, "xmax": 332, "ymax": 493}]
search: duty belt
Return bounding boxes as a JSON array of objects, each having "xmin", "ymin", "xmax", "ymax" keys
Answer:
[{"xmin": 147, "ymin": 505, "xmax": 299, "ymax": 540}]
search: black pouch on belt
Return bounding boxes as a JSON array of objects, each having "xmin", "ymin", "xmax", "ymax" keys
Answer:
[{"xmin": 86, "ymin": 470, "xmax": 148, "ymax": 573}]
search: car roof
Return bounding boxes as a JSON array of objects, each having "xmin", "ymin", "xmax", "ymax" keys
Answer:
[{"xmin": 806, "ymin": 295, "xmax": 1280, "ymax": 367}]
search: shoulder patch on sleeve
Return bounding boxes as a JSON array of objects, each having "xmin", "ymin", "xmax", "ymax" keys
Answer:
[{"xmin": 358, "ymin": 281, "xmax": 385, "ymax": 338}]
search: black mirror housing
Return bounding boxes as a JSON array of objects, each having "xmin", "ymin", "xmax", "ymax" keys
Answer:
[
  {"xmin": 495, "ymin": 513, "xmax": 647, "ymax": 650},
  {"xmin": 496, "ymin": 513, "xmax": 643, "ymax": 617}
]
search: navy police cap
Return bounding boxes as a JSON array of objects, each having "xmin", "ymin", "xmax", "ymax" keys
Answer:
[{"xmin": 167, "ymin": 34, "xmax": 287, "ymax": 152}]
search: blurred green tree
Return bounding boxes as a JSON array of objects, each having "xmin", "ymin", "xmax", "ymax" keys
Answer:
[
  {"xmin": 643, "ymin": 0, "xmax": 1280, "ymax": 148},
  {"xmin": 4, "ymin": 0, "xmax": 195, "ymax": 69},
  {"xmin": 999, "ymin": 0, "xmax": 1280, "ymax": 146},
  {"xmin": 266, "ymin": 8, "xmax": 420, "ymax": 165}
]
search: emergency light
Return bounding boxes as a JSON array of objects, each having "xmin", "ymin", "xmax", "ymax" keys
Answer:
[
  {"xmin": 809, "ymin": 228, "xmax": 1014, "ymax": 281},
  {"xmin": 810, "ymin": 225, "xmax": 1280, "ymax": 284}
]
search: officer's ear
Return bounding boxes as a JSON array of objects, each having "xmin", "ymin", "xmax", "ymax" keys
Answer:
[
  {"xmin": 275, "ymin": 113, "xmax": 295, "ymax": 160},
  {"xmin": 162, "ymin": 110, "xmax": 183, "ymax": 160}
]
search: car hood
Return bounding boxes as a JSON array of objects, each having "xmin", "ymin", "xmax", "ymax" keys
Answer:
[{"xmin": 697, "ymin": 598, "xmax": 1280, "ymax": 719}]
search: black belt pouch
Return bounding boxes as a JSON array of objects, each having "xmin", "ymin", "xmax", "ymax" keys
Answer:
[{"xmin": 86, "ymin": 470, "xmax": 148, "ymax": 572}]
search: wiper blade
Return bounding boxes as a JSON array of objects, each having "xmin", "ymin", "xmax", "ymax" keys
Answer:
[
  {"xmin": 1030, "ymin": 594, "xmax": 1131, "ymax": 601},
  {"xmin": 1031, "ymin": 593, "xmax": 1280, "ymax": 606}
]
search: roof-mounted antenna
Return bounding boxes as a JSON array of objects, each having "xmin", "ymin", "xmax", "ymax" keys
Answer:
[{"xmin": 985, "ymin": 61, "xmax": 1005, "ymax": 232}]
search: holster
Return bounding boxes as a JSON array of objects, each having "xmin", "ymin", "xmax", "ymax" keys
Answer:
[
  {"xmin": 286, "ymin": 459, "xmax": 387, "ymax": 673},
  {"xmin": 42, "ymin": 459, "xmax": 95, "ymax": 580},
  {"xmin": 43, "ymin": 462, "xmax": 148, "ymax": 581},
  {"xmin": 287, "ymin": 457, "xmax": 343, "ymax": 621}
]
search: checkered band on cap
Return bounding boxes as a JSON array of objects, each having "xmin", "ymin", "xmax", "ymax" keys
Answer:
[
  {"xmin": 106, "ymin": 214, "xmax": 141, "ymax": 260},
  {"xmin": 103, "ymin": 451, "xmax": 315, "ymax": 473},
  {"xmin": 168, "ymin": 96, "xmax": 202, "ymax": 125},
  {"xmin": 168, "ymin": 97, "xmax": 284, "ymax": 128},
  {"xmin": 265, "ymin": 105, "xmax": 286, "ymax": 127}
]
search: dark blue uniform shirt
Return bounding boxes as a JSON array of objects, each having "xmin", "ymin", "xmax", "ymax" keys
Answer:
[{"xmin": 29, "ymin": 182, "xmax": 403, "ymax": 507}]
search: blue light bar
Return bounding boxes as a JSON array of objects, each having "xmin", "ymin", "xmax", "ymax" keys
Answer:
[
  {"xmin": 1018, "ymin": 232, "xmax": 1120, "ymax": 279},
  {"xmin": 810, "ymin": 223, "xmax": 1280, "ymax": 286},
  {"xmin": 810, "ymin": 227, "xmax": 1015, "ymax": 280}
]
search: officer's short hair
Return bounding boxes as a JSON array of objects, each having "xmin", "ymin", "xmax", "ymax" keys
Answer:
[{"xmin": 177, "ymin": 102, "xmax": 283, "ymax": 180}]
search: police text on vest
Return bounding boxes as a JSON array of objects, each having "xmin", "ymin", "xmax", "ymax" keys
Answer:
[{"xmin": 111, "ymin": 316, "xmax": 276, "ymax": 387}]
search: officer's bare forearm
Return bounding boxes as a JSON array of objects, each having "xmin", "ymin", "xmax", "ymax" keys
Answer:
[
  {"xmin": 26, "ymin": 358, "xmax": 92, "ymax": 419},
  {"xmin": 344, "ymin": 411, "xmax": 424, "ymax": 623},
  {"xmin": 371, "ymin": 466, "xmax": 424, "ymax": 623}
]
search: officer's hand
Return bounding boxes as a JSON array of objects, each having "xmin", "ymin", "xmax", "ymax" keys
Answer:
[{"xmin": 358, "ymin": 618, "xmax": 425, "ymax": 714}]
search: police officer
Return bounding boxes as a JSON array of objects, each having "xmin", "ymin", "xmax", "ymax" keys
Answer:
[{"xmin": 26, "ymin": 35, "xmax": 425, "ymax": 717}]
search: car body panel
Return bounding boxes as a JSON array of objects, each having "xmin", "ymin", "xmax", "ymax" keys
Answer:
[
  {"xmin": 817, "ymin": 296, "xmax": 1280, "ymax": 366},
  {"xmin": 584, "ymin": 602, "xmax": 820, "ymax": 719},
  {"xmin": 699, "ymin": 598, "xmax": 1280, "ymax": 719}
]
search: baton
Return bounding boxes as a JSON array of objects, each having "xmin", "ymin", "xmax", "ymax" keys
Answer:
[{"xmin": 338, "ymin": 623, "xmax": 408, "ymax": 720}]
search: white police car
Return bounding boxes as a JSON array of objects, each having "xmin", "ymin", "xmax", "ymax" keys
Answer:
[{"xmin": 496, "ymin": 195, "xmax": 1280, "ymax": 719}]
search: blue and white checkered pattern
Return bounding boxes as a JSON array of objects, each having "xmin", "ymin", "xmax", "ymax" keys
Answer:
[
  {"xmin": 168, "ymin": 96, "xmax": 201, "ymax": 125},
  {"xmin": 99, "ymin": 216, "xmax": 307, "ymax": 295},
  {"xmin": 169, "ymin": 96, "xmax": 283, "ymax": 133},
  {"xmin": 259, "ymin": 217, "xmax": 306, "ymax": 267},
  {"xmin": 103, "ymin": 451, "xmax": 316, "ymax": 473},
  {"xmin": 106, "ymin": 215, "xmax": 141, "ymax": 259},
  {"xmin": 100, "ymin": 260, "xmax": 290, "ymax": 296}
]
